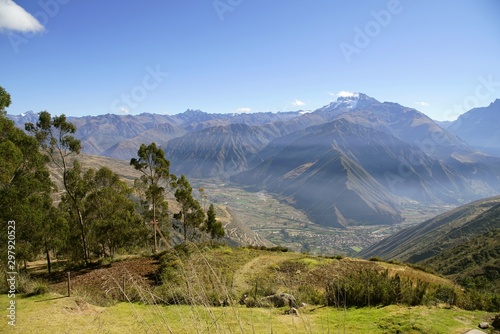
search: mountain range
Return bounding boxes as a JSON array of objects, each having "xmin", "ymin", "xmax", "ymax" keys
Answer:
[{"xmin": 9, "ymin": 93, "xmax": 500, "ymax": 228}]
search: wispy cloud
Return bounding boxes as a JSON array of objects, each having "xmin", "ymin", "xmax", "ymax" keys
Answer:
[
  {"xmin": 0, "ymin": 0, "xmax": 44, "ymax": 33},
  {"xmin": 119, "ymin": 107, "xmax": 130, "ymax": 114},
  {"xmin": 235, "ymin": 107, "xmax": 252, "ymax": 113},
  {"xmin": 416, "ymin": 101, "xmax": 430, "ymax": 107},
  {"xmin": 292, "ymin": 99, "xmax": 305, "ymax": 107},
  {"xmin": 336, "ymin": 91, "xmax": 359, "ymax": 98}
]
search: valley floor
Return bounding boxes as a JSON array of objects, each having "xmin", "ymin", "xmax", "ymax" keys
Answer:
[
  {"xmin": 0, "ymin": 294, "xmax": 492, "ymax": 334},
  {"xmin": 193, "ymin": 179, "xmax": 454, "ymax": 255}
]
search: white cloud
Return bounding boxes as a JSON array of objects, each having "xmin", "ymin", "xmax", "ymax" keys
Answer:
[
  {"xmin": 292, "ymin": 99, "xmax": 305, "ymax": 107},
  {"xmin": 235, "ymin": 107, "xmax": 252, "ymax": 113},
  {"xmin": 336, "ymin": 91, "xmax": 359, "ymax": 98},
  {"xmin": 119, "ymin": 107, "xmax": 130, "ymax": 114},
  {"xmin": 416, "ymin": 101, "xmax": 430, "ymax": 107},
  {"xmin": 0, "ymin": 0, "xmax": 44, "ymax": 33}
]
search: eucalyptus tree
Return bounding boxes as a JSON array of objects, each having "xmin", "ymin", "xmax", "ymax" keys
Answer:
[
  {"xmin": 131, "ymin": 143, "xmax": 175, "ymax": 251},
  {"xmin": 0, "ymin": 87, "xmax": 61, "ymax": 273},
  {"xmin": 25, "ymin": 112, "xmax": 90, "ymax": 264},
  {"xmin": 205, "ymin": 204, "xmax": 225, "ymax": 241},
  {"xmin": 174, "ymin": 175, "xmax": 205, "ymax": 242},
  {"xmin": 83, "ymin": 167, "xmax": 147, "ymax": 258},
  {"xmin": 0, "ymin": 86, "xmax": 11, "ymax": 115}
]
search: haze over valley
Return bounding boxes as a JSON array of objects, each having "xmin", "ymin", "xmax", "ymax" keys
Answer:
[{"xmin": 9, "ymin": 93, "xmax": 500, "ymax": 253}]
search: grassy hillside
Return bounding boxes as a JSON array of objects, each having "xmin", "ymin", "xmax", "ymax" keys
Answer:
[
  {"xmin": 2, "ymin": 246, "xmax": 496, "ymax": 333},
  {"xmin": 147, "ymin": 245, "xmax": 455, "ymax": 308},
  {"xmin": 32, "ymin": 245, "xmax": 477, "ymax": 311},
  {"xmin": 358, "ymin": 197, "xmax": 500, "ymax": 312},
  {"xmin": 359, "ymin": 196, "xmax": 500, "ymax": 262},
  {"xmin": 421, "ymin": 228, "xmax": 500, "ymax": 290}
]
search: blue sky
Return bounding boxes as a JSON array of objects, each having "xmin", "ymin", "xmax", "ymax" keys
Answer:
[{"xmin": 1, "ymin": 0, "xmax": 499, "ymax": 120}]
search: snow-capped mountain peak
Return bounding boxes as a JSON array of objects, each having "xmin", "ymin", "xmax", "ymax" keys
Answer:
[{"xmin": 318, "ymin": 92, "xmax": 379, "ymax": 113}]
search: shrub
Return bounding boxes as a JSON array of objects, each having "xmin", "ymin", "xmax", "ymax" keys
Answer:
[
  {"xmin": 29, "ymin": 281, "xmax": 49, "ymax": 296},
  {"xmin": 325, "ymin": 269, "xmax": 430, "ymax": 308},
  {"xmin": 245, "ymin": 245, "xmax": 289, "ymax": 252},
  {"xmin": 295, "ymin": 285, "xmax": 324, "ymax": 305}
]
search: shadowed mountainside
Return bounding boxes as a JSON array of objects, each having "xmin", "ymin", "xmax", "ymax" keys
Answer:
[
  {"xmin": 359, "ymin": 196, "xmax": 500, "ymax": 262},
  {"xmin": 447, "ymin": 99, "xmax": 500, "ymax": 156}
]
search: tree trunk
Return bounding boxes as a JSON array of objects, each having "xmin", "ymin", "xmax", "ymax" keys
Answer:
[
  {"xmin": 77, "ymin": 208, "xmax": 89, "ymax": 265},
  {"xmin": 63, "ymin": 170, "xmax": 89, "ymax": 266},
  {"xmin": 152, "ymin": 199, "xmax": 157, "ymax": 252},
  {"xmin": 45, "ymin": 239, "xmax": 51, "ymax": 275}
]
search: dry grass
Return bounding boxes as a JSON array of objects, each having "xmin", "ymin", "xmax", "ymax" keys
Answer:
[
  {"xmin": 0, "ymin": 293, "xmax": 491, "ymax": 334},
  {"xmin": 3, "ymin": 246, "xmax": 494, "ymax": 333}
]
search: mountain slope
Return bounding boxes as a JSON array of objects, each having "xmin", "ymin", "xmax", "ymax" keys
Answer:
[
  {"xmin": 103, "ymin": 122, "xmax": 185, "ymax": 159},
  {"xmin": 163, "ymin": 123, "xmax": 288, "ymax": 178},
  {"xmin": 359, "ymin": 196, "xmax": 500, "ymax": 261},
  {"xmin": 421, "ymin": 228, "xmax": 500, "ymax": 289},
  {"xmin": 311, "ymin": 118, "xmax": 469, "ymax": 203},
  {"xmin": 232, "ymin": 115, "xmax": 483, "ymax": 227},
  {"xmin": 232, "ymin": 119, "xmax": 405, "ymax": 228},
  {"xmin": 447, "ymin": 99, "xmax": 500, "ymax": 156}
]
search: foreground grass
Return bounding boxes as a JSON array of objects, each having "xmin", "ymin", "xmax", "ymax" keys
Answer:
[{"xmin": 0, "ymin": 294, "xmax": 490, "ymax": 333}]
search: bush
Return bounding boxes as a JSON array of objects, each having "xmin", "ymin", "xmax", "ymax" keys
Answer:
[
  {"xmin": 325, "ymin": 269, "xmax": 430, "ymax": 308},
  {"xmin": 28, "ymin": 281, "xmax": 49, "ymax": 296},
  {"xmin": 295, "ymin": 285, "xmax": 324, "ymax": 305},
  {"xmin": 245, "ymin": 245, "xmax": 289, "ymax": 252}
]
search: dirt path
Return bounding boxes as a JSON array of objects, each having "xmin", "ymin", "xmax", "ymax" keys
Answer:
[{"xmin": 231, "ymin": 253, "xmax": 300, "ymax": 295}]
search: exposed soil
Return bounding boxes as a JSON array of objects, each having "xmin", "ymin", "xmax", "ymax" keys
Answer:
[{"xmin": 34, "ymin": 257, "xmax": 161, "ymax": 299}]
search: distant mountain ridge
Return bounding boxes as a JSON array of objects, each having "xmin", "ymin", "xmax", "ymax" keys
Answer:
[
  {"xmin": 8, "ymin": 109, "xmax": 303, "ymax": 160},
  {"xmin": 447, "ymin": 99, "xmax": 500, "ymax": 156},
  {"xmin": 8, "ymin": 93, "xmax": 500, "ymax": 228}
]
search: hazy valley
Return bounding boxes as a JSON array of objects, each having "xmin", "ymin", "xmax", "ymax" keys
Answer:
[{"xmin": 10, "ymin": 93, "xmax": 500, "ymax": 233}]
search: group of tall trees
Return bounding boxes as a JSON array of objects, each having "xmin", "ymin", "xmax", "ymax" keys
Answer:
[{"xmin": 0, "ymin": 86, "xmax": 224, "ymax": 272}]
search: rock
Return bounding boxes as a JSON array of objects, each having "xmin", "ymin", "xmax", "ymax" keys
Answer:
[
  {"xmin": 464, "ymin": 330, "xmax": 487, "ymax": 334},
  {"xmin": 239, "ymin": 294, "xmax": 248, "ymax": 305},
  {"xmin": 242, "ymin": 296, "xmax": 257, "ymax": 308},
  {"xmin": 478, "ymin": 322, "xmax": 489, "ymax": 329},
  {"xmin": 284, "ymin": 307, "xmax": 299, "ymax": 316},
  {"xmin": 261, "ymin": 293, "xmax": 297, "ymax": 308}
]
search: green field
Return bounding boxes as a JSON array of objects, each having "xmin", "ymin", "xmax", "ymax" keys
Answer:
[{"xmin": 0, "ymin": 294, "xmax": 490, "ymax": 334}]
